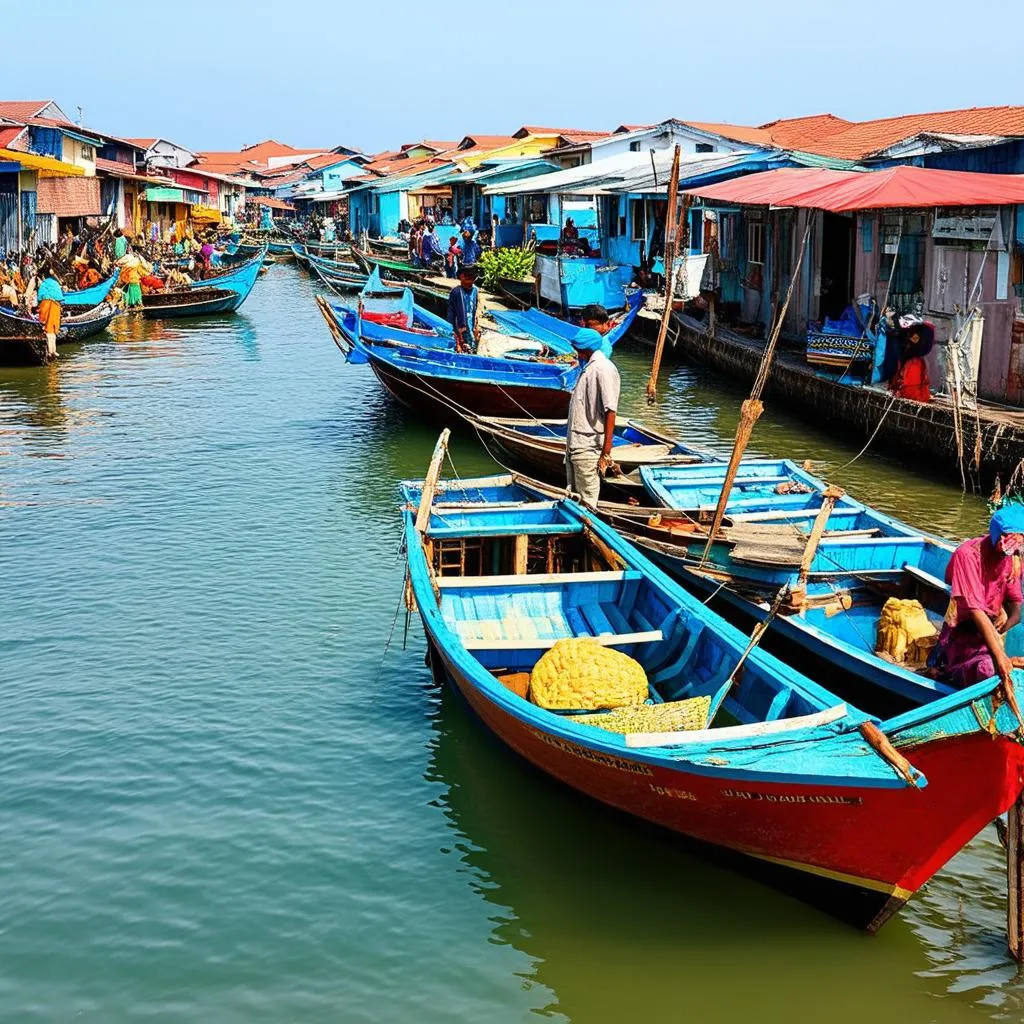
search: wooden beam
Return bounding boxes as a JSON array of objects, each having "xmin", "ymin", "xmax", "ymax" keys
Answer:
[{"xmin": 414, "ymin": 429, "xmax": 451, "ymax": 533}]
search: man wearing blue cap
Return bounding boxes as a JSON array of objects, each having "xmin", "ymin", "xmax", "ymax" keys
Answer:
[
  {"xmin": 566, "ymin": 304, "xmax": 618, "ymax": 508},
  {"xmin": 932, "ymin": 505, "xmax": 1024, "ymax": 688}
]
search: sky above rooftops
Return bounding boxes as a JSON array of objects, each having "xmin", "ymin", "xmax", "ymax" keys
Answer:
[{"xmin": 3, "ymin": 0, "xmax": 1018, "ymax": 153}]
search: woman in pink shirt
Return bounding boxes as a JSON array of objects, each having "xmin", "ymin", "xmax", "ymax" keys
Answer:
[{"xmin": 932, "ymin": 505, "xmax": 1024, "ymax": 687}]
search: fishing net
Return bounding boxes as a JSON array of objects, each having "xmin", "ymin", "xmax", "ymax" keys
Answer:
[
  {"xmin": 530, "ymin": 638, "xmax": 648, "ymax": 711},
  {"xmin": 568, "ymin": 696, "xmax": 711, "ymax": 735}
]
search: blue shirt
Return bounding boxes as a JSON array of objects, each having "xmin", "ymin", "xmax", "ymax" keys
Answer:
[
  {"xmin": 460, "ymin": 216, "xmax": 477, "ymax": 237},
  {"xmin": 38, "ymin": 277, "xmax": 64, "ymax": 302},
  {"xmin": 461, "ymin": 237, "xmax": 481, "ymax": 265},
  {"xmin": 446, "ymin": 284, "xmax": 478, "ymax": 335},
  {"xmin": 421, "ymin": 230, "xmax": 443, "ymax": 262}
]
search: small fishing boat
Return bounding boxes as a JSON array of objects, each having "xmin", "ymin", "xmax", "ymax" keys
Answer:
[
  {"xmin": 366, "ymin": 236, "xmax": 410, "ymax": 258},
  {"xmin": 141, "ymin": 287, "xmax": 238, "ymax": 319},
  {"xmin": 402, "ymin": 446, "xmax": 1024, "ymax": 931},
  {"xmin": 573, "ymin": 459, "xmax": 956, "ymax": 711},
  {"xmin": 291, "ymin": 243, "xmax": 311, "ymax": 269},
  {"xmin": 349, "ymin": 245, "xmax": 435, "ymax": 281},
  {"xmin": 489, "ymin": 290, "xmax": 644, "ymax": 357},
  {"xmin": 0, "ymin": 302, "xmax": 120, "ymax": 365},
  {"xmin": 193, "ymin": 249, "xmax": 265, "ymax": 309},
  {"xmin": 62, "ymin": 271, "xmax": 119, "ymax": 307},
  {"xmin": 268, "ymin": 239, "xmax": 294, "ymax": 256},
  {"xmin": 461, "ymin": 413, "xmax": 713, "ymax": 497}
]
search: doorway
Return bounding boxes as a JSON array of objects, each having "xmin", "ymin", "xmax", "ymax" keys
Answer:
[{"xmin": 820, "ymin": 212, "xmax": 854, "ymax": 320}]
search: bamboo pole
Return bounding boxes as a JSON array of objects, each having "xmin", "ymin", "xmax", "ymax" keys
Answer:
[
  {"xmin": 414, "ymin": 429, "xmax": 451, "ymax": 534},
  {"xmin": 699, "ymin": 216, "xmax": 814, "ymax": 565},
  {"xmin": 796, "ymin": 485, "xmax": 845, "ymax": 590},
  {"xmin": 1009, "ymin": 790, "xmax": 1024, "ymax": 961},
  {"xmin": 646, "ymin": 145, "xmax": 682, "ymax": 403}
]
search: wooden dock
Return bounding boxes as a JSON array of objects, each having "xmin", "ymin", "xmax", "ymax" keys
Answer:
[{"xmin": 666, "ymin": 311, "xmax": 1024, "ymax": 487}]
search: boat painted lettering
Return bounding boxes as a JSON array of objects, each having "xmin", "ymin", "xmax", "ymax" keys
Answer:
[
  {"xmin": 650, "ymin": 784, "xmax": 697, "ymax": 801},
  {"xmin": 529, "ymin": 729, "xmax": 653, "ymax": 775},
  {"xmin": 721, "ymin": 789, "xmax": 862, "ymax": 806}
]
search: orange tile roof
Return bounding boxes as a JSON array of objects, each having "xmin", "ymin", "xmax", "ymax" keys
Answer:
[
  {"xmin": 125, "ymin": 137, "xmax": 157, "ymax": 148},
  {"xmin": 458, "ymin": 135, "xmax": 520, "ymax": 150},
  {"xmin": 684, "ymin": 107, "xmax": 1024, "ymax": 160},
  {"xmin": 0, "ymin": 125, "xmax": 26, "ymax": 148},
  {"xmin": 0, "ymin": 101, "xmax": 53, "ymax": 122}
]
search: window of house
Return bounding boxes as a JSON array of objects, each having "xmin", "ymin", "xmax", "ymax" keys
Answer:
[
  {"xmin": 526, "ymin": 194, "xmax": 547, "ymax": 222},
  {"xmin": 878, "ymin": 213, "xmax": 926, "ymax": 302},
  {"xmin": 719, "ymin": 213, "xmax": 737, "ymax": 262},
  {"xmin": 80, "ymin": 144, "xmax": 94, "ymax": 161},
  {"xmin": 630, "ymin": 199, "xmax": 648, "ymax": 241},
  {"xmin": 629, "ymin": 141, "xmax": 641, "ymax": 152},
  {"xmin": 696, "ymin": 143, "xmax": 715, "ymax": 153},
  {"xmin": 747, "ymin": 219, "xmax": 764, "ymax": 264}
]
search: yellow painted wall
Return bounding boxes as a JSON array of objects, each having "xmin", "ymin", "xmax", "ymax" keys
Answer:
[{"xmin": 60, "ymin": 137, "xmax": 97, "ymax": 175}]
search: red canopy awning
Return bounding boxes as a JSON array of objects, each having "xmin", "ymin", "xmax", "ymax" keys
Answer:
[
  {"xmin": 686, "ymin": 165, "xmax": 1024, "ymax": 212},
  {"xmin": 250, "ymin": 196, "xmax": 295, "ymax": 210}
]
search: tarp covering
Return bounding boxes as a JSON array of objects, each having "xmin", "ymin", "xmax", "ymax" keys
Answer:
[
  {"xmin": 0, "ymin": 147, "xmax": 85, "ymax": 177},
  {"xmin": 37, "ymin": 176, "xmax": 102, "ymax": 216},
  {"xmin": 250, "ymin": 197, "xmax": 295, "ymax": 210},
  {"xmin": 685, "ymin": 165, "xmax": 1024, "ymax": 212},
  {"xmin": 144, "ymin": 186, "xmax": 184, "ymax": 202}
]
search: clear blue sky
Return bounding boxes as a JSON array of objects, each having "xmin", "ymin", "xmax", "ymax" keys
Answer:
[{"xmin": 5, "ymin": 0, "xmax": 1019, "ymax": 154}]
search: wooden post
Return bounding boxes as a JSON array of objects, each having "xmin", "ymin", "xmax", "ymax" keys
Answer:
[
  {"xmin": 646, "ymin": 145, "xmax": 682, "ymax": 403},
  {"xmin": 513, "ymin": 534, "xmax": 529, "ymax": 574},
  {"xmin": 1009, "ymin": 790, "xmax": 1024, "ymax": 961},
  {"xmin": 796, "ymin": 485, "xmax": 845, "ymax": 589},
  {"xmin": 414, "ymin": 429, "xmax": 451, "ymax": 534}
]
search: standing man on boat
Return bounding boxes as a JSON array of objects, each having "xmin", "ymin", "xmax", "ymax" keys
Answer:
[
  {"xmin": 36, "ymin": 269, "xmax": 64, "ymax": 361},
  {"xmin": 565, "ymin": 305, "xmax": 618, "ymax": 508},
  {"xmin": 460, "ymin": 209, "xmax": 477, "ymax": 238},
  {"xmin": 931, "ymin": 505, "xmax": 1024, "ymax": 688},
  {"xmin": 421, "ymin": 220, "xmax": 444, "ymax": 270},
  {"xmin": 446, "ymin": 265, "xmax": 481, "ymax": 353}
]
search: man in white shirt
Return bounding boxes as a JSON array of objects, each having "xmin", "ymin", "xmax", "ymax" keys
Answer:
[{"xmin": 565, "ymin": 304, "xmax": 619, "ymax": 508}]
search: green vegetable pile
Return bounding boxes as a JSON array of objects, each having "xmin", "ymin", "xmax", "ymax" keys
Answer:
[{"xmin": 477, "ymin": 246, "xmax": 536, "ymax": 289}]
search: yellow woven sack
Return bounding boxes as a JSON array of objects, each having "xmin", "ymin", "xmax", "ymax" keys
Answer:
[
  {"xmin": 876, "ymin": 598, "xmax": 938, "ymax": 666},
  {"xmin": 530, "ymin": 637, "xmax": 648, "ymax": 710}
]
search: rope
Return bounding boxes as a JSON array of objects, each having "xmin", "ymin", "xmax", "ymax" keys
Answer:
[{"xmin": 836, "ymin": 392, "xmax": 899, "ymax": 470}]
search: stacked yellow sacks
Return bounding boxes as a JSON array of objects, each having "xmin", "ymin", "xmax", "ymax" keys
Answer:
[
  {"xmin": 530, "ymin": 638, "xmax": 648, "ymax": 710},
  {"xmin": 875, "ymin": 598, "xmax": 938, "ymax": 667}
]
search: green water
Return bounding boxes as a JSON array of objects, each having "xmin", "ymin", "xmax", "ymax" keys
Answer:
[{"xmin": 0, "ymin": 266, "xmax": 1020, "ymax": 1022}]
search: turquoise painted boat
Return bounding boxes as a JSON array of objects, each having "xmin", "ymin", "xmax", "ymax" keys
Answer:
[
  {"xmin": 63, "ymin": 272, "xmax": 118, "ymax": 307},
  {"xmin": 193, "ymin": 249, "xmax": 265, "ymax": 308},
  {"xmin": 401, "ymin": 465, "xmax": 1024, "ymax": 930}
]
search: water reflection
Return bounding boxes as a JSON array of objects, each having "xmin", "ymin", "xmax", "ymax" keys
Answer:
[{"xmin": 425, "ymin": 682, "xmax": 997, "ymax": 1022}]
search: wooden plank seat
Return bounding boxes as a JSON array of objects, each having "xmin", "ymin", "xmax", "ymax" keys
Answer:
[{"xmin": 437, "ymin": 569, "xmax": 642, "ymax": 588}]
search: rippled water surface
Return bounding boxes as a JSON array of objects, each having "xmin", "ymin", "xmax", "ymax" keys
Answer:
[{"xmin": 1, "ymin": 265, "xmax": 1021, "ymax": 1021}]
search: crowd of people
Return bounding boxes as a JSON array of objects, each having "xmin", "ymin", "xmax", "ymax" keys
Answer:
[
  {"xmin": 0, "ymin": 220, "xmax": 242, "ymax": 361},
  {"xmin": 404, "ymin": 210, "xmax": 482, "ymax": 278}
]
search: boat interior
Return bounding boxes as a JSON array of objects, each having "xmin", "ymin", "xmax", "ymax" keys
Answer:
[{"xmin": 409, "ymin": 477, "xmax": 849, "ymax": 737}]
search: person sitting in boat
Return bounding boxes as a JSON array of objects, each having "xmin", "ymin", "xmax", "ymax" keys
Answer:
[
  {"xmin": 165, "ymin": 266, "xmax": 192, "ymax": 291},
  {"xmin": 565, "ymin": 305, "xmax": 619, "ymax": 508},
  {"xmin": 931, "ymin": 505, "xmax": 1024, "ymax": 688},
  {"xmin": 561, "ymin": 217, "xmax": 580, "ymax": 256},
  {"xmin": 461, "ymin": 229, "xmax": 481, "ymax": 268},
  {"xmin": 0, "ymin": 264, "xmax": 17, "ymax": 307},
  {"xmin": 446, "ymin": 265, "xmax": 481, "ymax": 354},
  {"xmin": 77, "ymin": 259, "xmax": 102, "ymax": 292},
  {"xmin": 887, "ymin": 315, "xmax": 934, "ymax": 403}
]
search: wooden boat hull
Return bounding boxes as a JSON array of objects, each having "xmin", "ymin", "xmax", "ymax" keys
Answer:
[
  {"xmin": 141, "ymin": 288, "xmax": 239, "ymax": 318},
  {"xmin": 368, "ymin": 359, "xmax": 572, "ymax": 419},
  {"xmin": 0, "ymin": 303, "xmax": 120, "ymax": 365},
  {"xmin": 194, "ymin": 250, "xmax": 264, "ymax": 309},
  {"xmin": 63, "ymin": 272, "xmax": 119, "ymax": 307},
  {"xmin": 427, "ymin": 632, "xmax": 1024, "ymax": 928}
]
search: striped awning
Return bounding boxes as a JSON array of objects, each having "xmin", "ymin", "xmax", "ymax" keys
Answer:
[{"xmin": 37, "ymin": 176, "xmax": 102, "ymax": 216}]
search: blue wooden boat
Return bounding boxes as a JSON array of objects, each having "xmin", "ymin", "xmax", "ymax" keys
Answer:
[
  {"xmin": 461, "ymin": 413, "xmax": 713, "ymax": 497},
  {"xmin": 63, "ymin": 272, "xmax": 119, "ymax": 307},
  {"xmin": 489, "ymin": 290, "xmax": 643, "ymax": 357},
  {"xmin": 291, "ymin": 243, "xmax": 310, "ymax": 269},
  {"xmin": 583, "ymin": 459, "xmax": 956, "ymax": 710},
  {"xmin": 193, "ymin": 249, "xmax": 264, "ymax": 308},
  {"xmin": 268, "ymin": 240, "xmax": 293, "ymax": 256},
  {"xmin": 402, "ymin": 459, "xmax": 1024, "ymax": 931}
]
